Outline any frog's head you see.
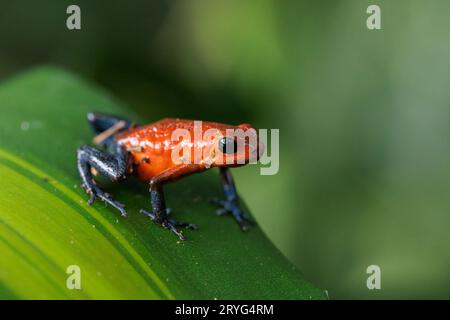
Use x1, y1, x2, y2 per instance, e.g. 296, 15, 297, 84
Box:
210, 123, 264, 168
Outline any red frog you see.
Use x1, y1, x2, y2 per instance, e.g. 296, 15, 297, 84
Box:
77, 112, 262, 240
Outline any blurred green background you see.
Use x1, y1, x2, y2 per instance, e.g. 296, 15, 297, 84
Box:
0, 0, 449, 299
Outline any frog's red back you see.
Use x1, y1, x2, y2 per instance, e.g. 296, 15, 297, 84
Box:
115, 118, 246, 181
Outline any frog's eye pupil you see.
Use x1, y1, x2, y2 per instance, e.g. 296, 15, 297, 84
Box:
219, 137, 237, 154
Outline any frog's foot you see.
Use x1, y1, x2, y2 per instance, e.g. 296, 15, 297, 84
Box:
83, 183, 127, 217
140, 209, 197, 241
210, 198, 255, 232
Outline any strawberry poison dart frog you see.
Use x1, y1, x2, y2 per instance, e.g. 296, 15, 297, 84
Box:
77, 112, 263, 240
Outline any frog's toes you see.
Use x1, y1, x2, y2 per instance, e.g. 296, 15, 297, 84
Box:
140, 209, 197, 240
85, 185, 127, 217
170, 219, 198, 230
216, 207, 228, 216
210, 197, 255, 231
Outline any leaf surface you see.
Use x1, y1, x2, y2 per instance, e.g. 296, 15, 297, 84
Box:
0, 67, 326, 299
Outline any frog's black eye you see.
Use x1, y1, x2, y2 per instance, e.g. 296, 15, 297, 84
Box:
218, 137, 237, 154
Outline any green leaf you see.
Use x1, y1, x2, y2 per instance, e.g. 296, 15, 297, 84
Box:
0, 67, 326, 299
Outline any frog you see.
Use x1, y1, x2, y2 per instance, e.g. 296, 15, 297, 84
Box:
76, 112, 263, 240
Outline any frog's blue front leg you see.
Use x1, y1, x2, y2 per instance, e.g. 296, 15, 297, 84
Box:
140, 183, 197, 241
211, 167, 255, 231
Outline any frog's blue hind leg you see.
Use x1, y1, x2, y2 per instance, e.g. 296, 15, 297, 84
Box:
87, 112, 133, 134
77, 112, 132, 217
210, 167, 255, 231
87, 112, 134, 147
77, 143, 129, 217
